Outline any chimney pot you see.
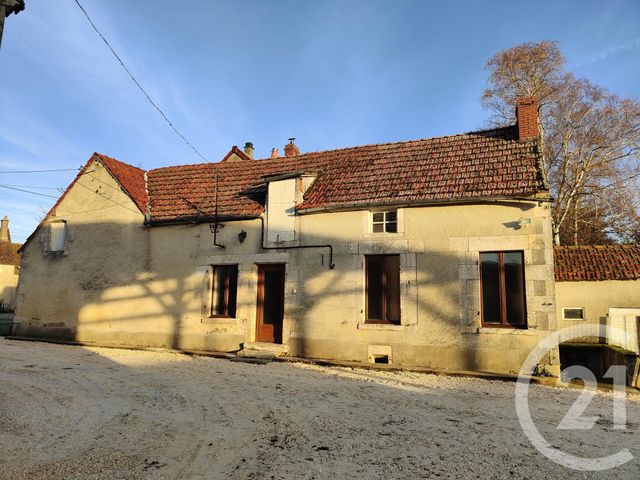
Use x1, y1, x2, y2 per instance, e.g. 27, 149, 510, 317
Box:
516, 97, 539, 141
284, 138, 301, 157
243, 142, 254, 159
270, 148, 279, 158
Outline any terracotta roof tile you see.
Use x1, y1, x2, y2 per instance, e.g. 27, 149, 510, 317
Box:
0, 242, 21, 267
554, 245, 640, 281
146, 125, 546, 222
95, 153, 148, 212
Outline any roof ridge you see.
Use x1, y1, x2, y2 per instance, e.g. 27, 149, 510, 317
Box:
147, 125, 520, 171
94, 152, 147, 173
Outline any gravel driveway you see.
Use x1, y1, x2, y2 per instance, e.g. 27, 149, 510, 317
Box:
0, 339, 638, 479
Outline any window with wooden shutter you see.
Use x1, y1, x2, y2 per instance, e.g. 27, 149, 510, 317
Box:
266, 179, 296, 243
365, 255, 400, 324
46, 221, 67, 255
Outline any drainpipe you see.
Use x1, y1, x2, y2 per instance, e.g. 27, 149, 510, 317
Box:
212, 171, 225, 249
258, 217, 335, 269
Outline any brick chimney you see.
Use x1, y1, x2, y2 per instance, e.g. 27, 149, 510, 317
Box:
270, 148, 279, 158
0, 216, 10, 243
284, 138, 300, 157
516, 97, 539, 140
244, 142, 254, 159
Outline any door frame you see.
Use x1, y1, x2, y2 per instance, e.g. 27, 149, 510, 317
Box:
255, 263, 286, 344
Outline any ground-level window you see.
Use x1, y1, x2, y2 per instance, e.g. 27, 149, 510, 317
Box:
480, 251, 527, 328
366, 255, 400, 324
371, 210, 397, 233
562, 307, 584, 321
211, 265, 238, 318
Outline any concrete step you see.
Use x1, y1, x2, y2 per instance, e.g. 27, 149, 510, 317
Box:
236, 349, 278, 360
238, 342, 287, 359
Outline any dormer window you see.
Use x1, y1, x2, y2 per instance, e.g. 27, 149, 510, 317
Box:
371, 210, 397, 233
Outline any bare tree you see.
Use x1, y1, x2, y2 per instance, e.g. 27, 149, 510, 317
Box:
482, 41, 640, 245
0, 0, 25, 49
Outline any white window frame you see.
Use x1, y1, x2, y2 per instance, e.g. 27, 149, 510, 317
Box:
562, 307, 585, 321
370, 209, 398, 234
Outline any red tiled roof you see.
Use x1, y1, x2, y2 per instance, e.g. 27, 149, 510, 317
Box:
0, 242, 21, 267
95, 153, 148, 213
554, 245, 640, 281
147, 126, 546, 222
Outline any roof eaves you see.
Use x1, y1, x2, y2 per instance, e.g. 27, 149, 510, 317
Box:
297, 194, 549, 215
147, 214, 261, 227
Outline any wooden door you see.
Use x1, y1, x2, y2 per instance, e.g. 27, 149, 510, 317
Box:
256, 264, 285, 344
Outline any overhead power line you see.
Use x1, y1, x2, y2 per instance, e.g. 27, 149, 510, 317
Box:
0, 168, 80, 174
0, 184, 63, 190
73, 0, 210, 164
74, 180, 141, 215
0, 184, 59, 198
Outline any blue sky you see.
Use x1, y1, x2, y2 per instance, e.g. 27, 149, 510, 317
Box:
1, 0, 639, 242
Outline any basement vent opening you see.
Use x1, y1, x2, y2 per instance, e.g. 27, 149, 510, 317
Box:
372, 355, 389, 365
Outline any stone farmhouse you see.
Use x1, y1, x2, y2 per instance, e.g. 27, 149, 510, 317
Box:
14, 97, 562, 375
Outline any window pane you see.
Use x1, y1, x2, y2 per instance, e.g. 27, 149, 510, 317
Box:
386, 211, 397, 222
384, 255, 401, 324
504, 252, 526, 325
212, 267, 227, 316
372, 223, 384, 233
372, 212, 384, 222
366, 256, 383, 321
480, 253, 501, 324
211, 266, 238, 317
227, 267, 238, 317
385, 222, 397, 233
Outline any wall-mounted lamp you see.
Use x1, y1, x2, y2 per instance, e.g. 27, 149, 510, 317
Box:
518, 217, 532, 229
238, 230, 247, 243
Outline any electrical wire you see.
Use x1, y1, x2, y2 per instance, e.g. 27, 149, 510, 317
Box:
74, 180, 142, 215
82, 171, 132, 195
0, 181, 141, 215
73, 0, 211, 164
0, 168, 80, 174
0, 185, 59, 198
0, 184, 63, 190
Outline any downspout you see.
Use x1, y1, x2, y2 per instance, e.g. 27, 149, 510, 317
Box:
213, 170, 225, 249
258, 217, 335, 269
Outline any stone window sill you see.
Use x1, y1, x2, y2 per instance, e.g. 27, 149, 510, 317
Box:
461, 327, 535, 336
357, 323, 405, 331
202, 317, 237, 325
363, 232, 405, 240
